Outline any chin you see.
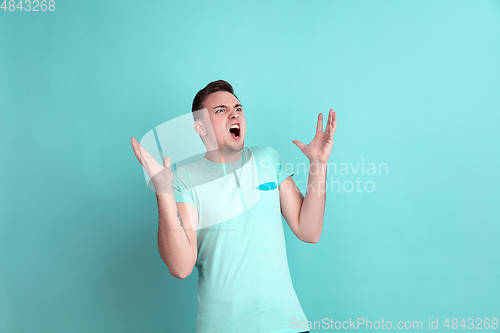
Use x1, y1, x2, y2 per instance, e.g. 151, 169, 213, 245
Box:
221, 143, 244, 153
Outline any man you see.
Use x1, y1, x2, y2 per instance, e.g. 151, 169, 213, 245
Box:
131, 80, 337, 333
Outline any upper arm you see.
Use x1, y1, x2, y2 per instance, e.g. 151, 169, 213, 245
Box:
176, 202, 199, 267
279, 175, 305, 239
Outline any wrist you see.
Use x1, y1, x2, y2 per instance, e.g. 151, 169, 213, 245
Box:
308, 159, 328, 175
309, 158, 328, 168
155, 185, 174, 197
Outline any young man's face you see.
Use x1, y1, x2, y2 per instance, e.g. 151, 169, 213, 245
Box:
202, 90, 246, 152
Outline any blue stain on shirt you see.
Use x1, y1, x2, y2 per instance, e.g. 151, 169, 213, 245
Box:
256, 181, 278, 191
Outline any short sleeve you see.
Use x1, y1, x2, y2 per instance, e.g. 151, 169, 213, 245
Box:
171, 167, 196, 207
266, 147, 294, 187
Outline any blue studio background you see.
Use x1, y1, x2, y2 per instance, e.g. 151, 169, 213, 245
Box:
1, 1, 499, 332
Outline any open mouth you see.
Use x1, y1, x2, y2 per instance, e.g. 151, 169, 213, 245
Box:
229, 123, 241, 139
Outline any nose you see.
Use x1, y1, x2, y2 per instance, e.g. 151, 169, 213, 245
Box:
228, 107, 239, 119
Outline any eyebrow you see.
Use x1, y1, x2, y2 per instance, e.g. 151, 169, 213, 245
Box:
212, 103, 243, 110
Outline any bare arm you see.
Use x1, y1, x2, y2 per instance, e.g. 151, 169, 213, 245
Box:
280, 109, 337, 243
130, 137, 198, 279
156, 195, 198, 279
279, 161, 327, 243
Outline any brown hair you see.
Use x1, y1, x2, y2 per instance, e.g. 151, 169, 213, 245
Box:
192, 80, 238, 113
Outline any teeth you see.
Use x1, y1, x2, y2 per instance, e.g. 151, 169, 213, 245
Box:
230, 124, 239, 129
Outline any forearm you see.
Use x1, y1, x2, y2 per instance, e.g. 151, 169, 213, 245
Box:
156, 191, 195, 278
297, 159, 327, 243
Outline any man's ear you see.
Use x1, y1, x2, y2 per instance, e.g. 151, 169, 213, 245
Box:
194, 120, 207, 136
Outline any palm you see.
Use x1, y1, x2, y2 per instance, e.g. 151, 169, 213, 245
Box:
292, 109, 337, 163
130, 137, 174, 193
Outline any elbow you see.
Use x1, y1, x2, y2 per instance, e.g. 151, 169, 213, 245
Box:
159, 250, 196, 280
169, 266, 193, 280
167, 258, 196, 279
160, 257, 192, 279
305, 237, 319, 244
171, 272, 188, 280
302, 233, 321, 244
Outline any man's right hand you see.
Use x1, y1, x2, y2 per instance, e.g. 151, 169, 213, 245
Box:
131, 137, 173, 193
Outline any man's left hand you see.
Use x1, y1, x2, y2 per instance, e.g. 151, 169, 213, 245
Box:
292, 109, 337, 163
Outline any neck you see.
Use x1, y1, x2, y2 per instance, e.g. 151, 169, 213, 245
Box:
204, 147, 242, 164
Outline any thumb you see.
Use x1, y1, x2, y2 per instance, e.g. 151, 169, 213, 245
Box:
292, 140, 306, 151
163, 156, 171, 168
